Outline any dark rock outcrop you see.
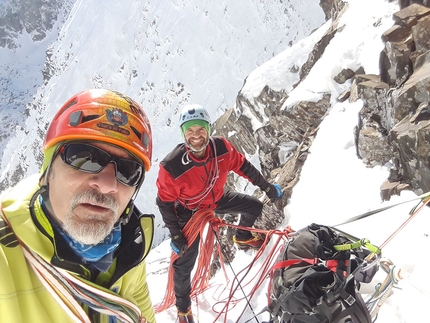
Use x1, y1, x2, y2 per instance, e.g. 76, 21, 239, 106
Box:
353, 3, 430, 199
0, 0, 74, 49
210, 1, 430, 265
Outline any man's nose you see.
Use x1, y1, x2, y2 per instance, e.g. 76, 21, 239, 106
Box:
88, 162, 118, 193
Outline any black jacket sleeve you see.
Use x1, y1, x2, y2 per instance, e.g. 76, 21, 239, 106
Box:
156, 195, 181, 235
239, 159, 271, 191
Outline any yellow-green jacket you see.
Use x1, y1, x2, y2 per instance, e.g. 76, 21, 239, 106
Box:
0, 174, 156, 323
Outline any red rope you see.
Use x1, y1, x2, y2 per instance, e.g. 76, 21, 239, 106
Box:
210, 226, 295, 323
154, 209, 219, 313
154, 209, 296, 323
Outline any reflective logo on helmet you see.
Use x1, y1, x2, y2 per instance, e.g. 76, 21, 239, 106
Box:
97, 122, 130, 136
106, 108, 128, 126
188, 108, 206, 120
182, 108, 206, 120
98, 108, 131, 136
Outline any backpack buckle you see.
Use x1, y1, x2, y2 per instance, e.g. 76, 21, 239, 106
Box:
344, 294, 356, 306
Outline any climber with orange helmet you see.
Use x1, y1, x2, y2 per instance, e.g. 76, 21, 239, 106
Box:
156, 104, 283, 322
0, 89, 156, 323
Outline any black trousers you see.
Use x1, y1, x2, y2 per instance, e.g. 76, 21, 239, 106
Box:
173, 191, 263, 312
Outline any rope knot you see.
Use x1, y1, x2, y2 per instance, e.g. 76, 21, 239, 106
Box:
209, 216, 225, 229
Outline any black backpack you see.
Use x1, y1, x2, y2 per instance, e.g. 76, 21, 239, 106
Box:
266, 223, 379, 323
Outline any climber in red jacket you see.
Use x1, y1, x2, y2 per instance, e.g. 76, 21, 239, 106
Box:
156, 104, 282, 323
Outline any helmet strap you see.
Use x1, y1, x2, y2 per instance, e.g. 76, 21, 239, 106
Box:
40, 144, 63, 187
116, 176, 144, 226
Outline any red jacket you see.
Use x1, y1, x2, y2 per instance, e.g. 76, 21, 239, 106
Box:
156, 136, 270, 233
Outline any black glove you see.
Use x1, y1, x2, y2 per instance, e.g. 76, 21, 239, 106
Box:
265, 183, 283, 200
170, 231, 188, 257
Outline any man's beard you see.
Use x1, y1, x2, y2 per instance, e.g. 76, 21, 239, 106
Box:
63, 190, 120, 245
186, 136, 209, 153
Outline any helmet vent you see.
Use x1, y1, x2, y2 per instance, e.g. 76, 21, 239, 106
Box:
69, 111, 100, 126
142, 132, 150, 148
130, 125, 150, 148
82, 115, 100, 123
69, 111, 82, 126
130, 125, 142, 140
61, 99, 78, 114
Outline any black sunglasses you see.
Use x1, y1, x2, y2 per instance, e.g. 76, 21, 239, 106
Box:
60, 143, 145, 187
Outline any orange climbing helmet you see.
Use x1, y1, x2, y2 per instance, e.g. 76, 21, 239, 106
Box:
43, 89, 152, 172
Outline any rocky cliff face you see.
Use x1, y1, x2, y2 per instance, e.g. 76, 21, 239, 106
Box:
354, 2, 430, 199
2, 0, 427, 253
0, 0, 72, 48
0, 0, 75, 193
211, 0, 430, 254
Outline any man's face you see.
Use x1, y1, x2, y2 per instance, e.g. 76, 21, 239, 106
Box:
184, 125, 209, 153
48, 142, 136, 245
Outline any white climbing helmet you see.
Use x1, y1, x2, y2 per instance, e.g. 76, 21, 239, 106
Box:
178, 104, 211, 126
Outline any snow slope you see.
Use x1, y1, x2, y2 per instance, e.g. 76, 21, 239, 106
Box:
146, 1, 430, 322
2, 0, 429, 322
